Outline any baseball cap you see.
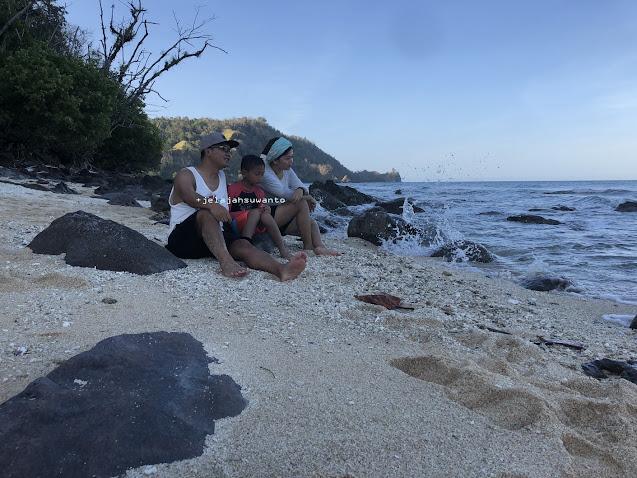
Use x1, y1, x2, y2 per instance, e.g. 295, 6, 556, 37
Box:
199, 132, 239, 152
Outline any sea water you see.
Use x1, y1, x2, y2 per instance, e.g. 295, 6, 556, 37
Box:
316, 180, 637, 305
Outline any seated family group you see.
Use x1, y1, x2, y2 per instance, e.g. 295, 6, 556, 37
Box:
166, 132, 340, 281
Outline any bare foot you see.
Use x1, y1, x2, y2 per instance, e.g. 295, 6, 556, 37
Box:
280, 250, 295, 261
279, 252, 307, 281
220, 260, 251, 278
314, 246, 341, 256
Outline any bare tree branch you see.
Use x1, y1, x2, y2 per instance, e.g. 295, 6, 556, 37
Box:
0, 0, 36, 39
96, 0, 223, 130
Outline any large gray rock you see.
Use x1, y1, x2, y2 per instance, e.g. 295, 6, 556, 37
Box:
310, 180, 375, 206
107, 192, 142, 207
431, 240, 494, 263
347, 207, 418, 246
375, 198, 425, 215
616, 201, 637, 212
28, 210, 186, 275
0, 332, 247, 478
518, 274, 575, 292
317, 193, 347, 211
507, 215, 561, 225
581, 359, 637, 384
150, 186, 173, 213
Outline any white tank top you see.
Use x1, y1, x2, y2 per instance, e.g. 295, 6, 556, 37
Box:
168, 167, 229, 233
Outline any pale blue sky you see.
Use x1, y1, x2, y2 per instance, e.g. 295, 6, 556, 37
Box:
65, 0, 637, 181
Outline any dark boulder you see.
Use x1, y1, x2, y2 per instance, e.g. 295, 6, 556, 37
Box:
615, 201, 637, 212
142, 174, 170, 192
394, 189, 402, 195
108, 193, 142, 207
309, 180, 375, 206
507, 215, 561, 225
317, 193, 347, 211
518, 274, 575, 292
375, 198, 425, 215
631, 315, 637, 330
150, 186, 172, 213
28, 210, 187, 275
581, 359, 637, 384
331, 206, 355, 217
0, 166, 29, 180
69, 167, 108, 187
22, 183, 50, 191
552, 205, 576, 211
0, 332, 246, 478
252, 233, 276, 254
51, 182, 78, 194
431, 240, 494, 263
347, 207, 418, 246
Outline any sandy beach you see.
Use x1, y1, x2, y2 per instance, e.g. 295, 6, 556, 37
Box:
1, 181, 636, 478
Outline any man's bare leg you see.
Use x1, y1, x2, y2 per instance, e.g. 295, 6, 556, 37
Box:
229, 240, 306, 281
195, 210, 250, 278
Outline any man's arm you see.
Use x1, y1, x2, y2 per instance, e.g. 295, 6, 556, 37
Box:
173, 169, 231, 223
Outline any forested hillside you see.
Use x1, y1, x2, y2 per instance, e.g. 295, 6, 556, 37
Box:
151, 117, 401, 183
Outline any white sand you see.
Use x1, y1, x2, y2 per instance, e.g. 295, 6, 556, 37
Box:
1, 181, 636, 478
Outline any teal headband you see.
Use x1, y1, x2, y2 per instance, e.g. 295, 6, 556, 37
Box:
261, 138, 292, 164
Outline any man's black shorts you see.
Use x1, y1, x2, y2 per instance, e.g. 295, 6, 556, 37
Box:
166, 210, 251, 259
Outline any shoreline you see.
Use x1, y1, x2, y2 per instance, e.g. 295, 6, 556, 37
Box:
1, 181, 637, 477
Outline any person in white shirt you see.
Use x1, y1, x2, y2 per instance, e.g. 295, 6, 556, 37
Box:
166, 132, 307, 280
259, 137, 340, 256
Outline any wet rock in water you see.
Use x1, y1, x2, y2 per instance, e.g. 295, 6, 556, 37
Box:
394, 189, 402, 195
375, 198, 425, 214
581, 359, 637, 385
552, 205, 576, 211
347, 207, 418, 246
0, 332, 247, 478
518, 274, 574, 292
615, 201, 637, 212
317, 193, 347, 211
50, 181, 78, 194
507, 214, 561, 225
108, 193, 142, 207
431, 241, 494, 263
630, 315, 637, 330
309, 180, 375, 206
28, 210, 187, 275
331, 206, 355, 217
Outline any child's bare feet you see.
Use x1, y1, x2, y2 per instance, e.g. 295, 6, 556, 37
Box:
279, 252, 307, 281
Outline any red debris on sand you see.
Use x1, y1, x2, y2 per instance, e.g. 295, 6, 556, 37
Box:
354, 292, 413, 310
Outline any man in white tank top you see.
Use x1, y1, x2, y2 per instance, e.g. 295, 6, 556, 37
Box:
166, 132, 307, 281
